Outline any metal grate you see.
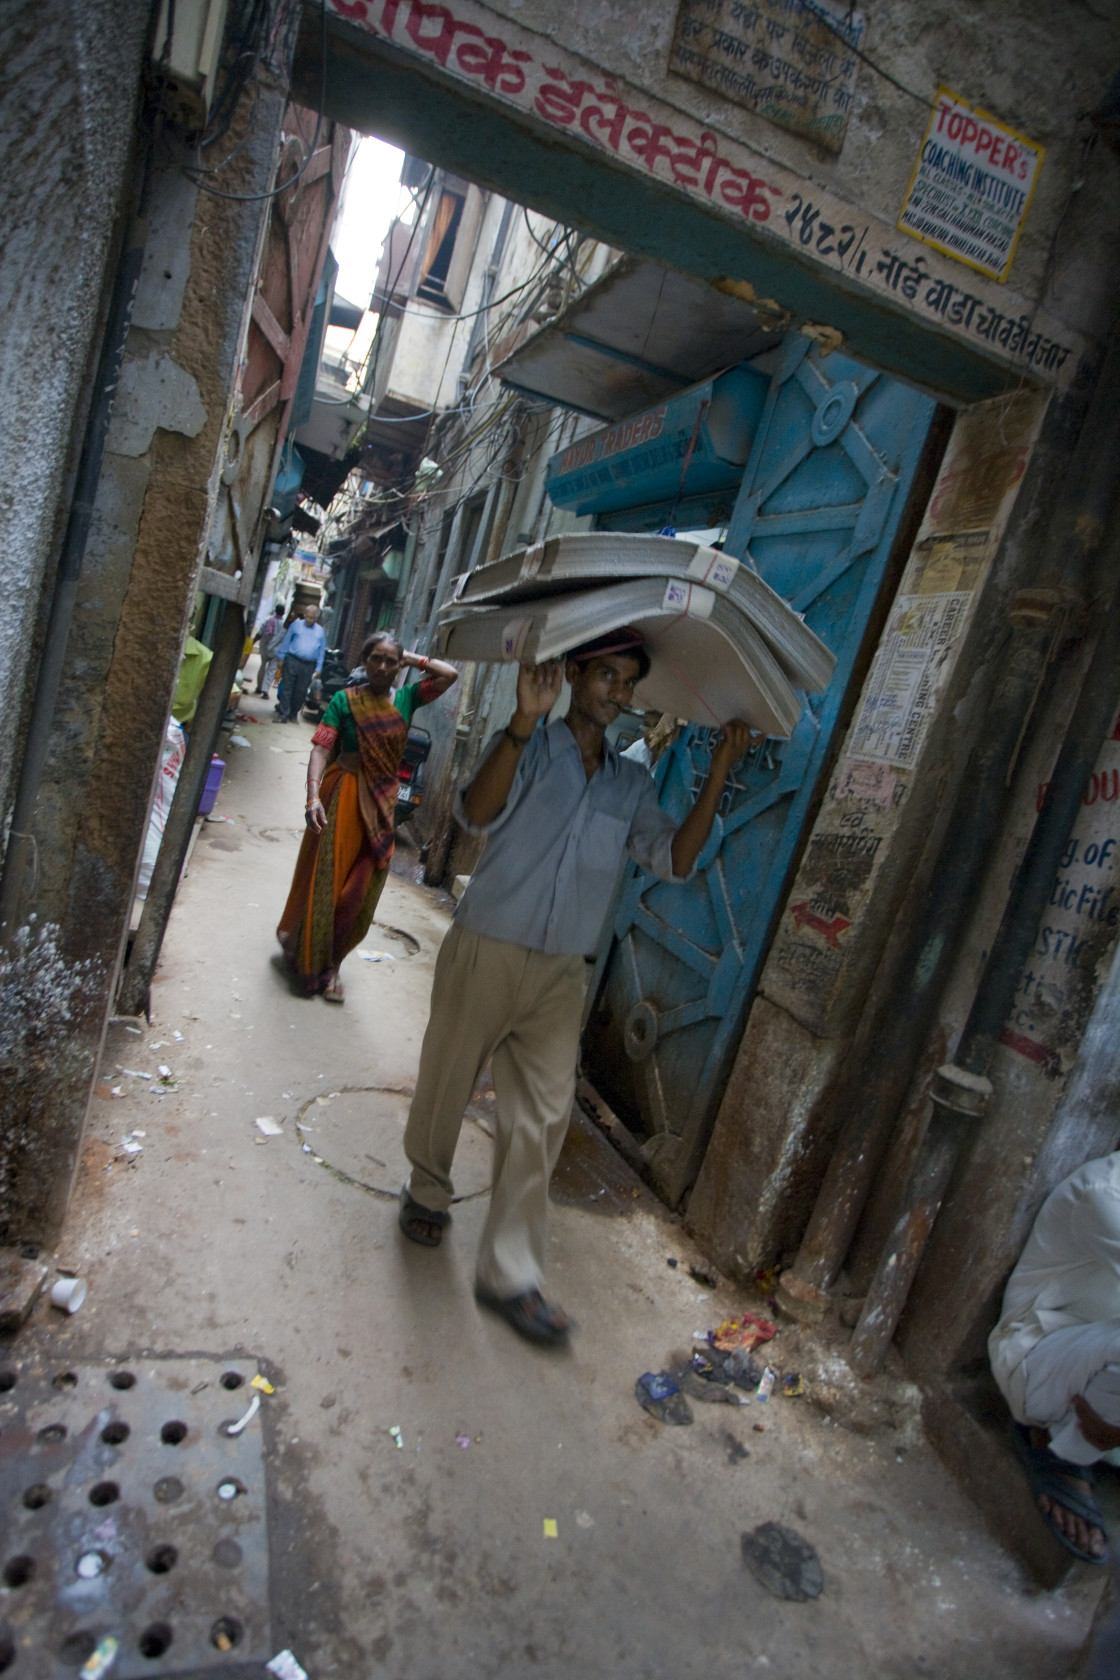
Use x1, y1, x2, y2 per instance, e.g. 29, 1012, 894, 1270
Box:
0, 1355, 271, 1676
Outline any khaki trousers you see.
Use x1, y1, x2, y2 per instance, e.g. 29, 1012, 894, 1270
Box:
403, 924, 588, 1298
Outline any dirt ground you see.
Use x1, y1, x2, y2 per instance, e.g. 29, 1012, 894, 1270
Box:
14, 686, 1110, 1678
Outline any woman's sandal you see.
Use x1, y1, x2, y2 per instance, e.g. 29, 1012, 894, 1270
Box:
474, 1287, 571, 1347
322, 978, 345, 1004
398, 1186, 450, 1247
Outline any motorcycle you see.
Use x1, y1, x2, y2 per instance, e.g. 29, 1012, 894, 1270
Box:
395, 725, 431, 827
300, 647, 350, 723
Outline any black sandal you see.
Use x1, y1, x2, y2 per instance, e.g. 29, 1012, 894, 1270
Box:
1012, 1423, 1110, 1565
474, 1287, 571, 1347
398, 1186, 450, 1248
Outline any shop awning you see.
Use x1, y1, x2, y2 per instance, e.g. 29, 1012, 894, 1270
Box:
544, 365, 768, 519
493, 256, 783, 421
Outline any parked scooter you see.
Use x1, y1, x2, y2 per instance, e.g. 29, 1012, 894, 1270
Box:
300, 647, 350, 723
396, 726, 431, 827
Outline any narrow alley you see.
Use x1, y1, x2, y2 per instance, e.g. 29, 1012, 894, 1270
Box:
7, 4, 1120, 1674
5, 690, 1103, 1678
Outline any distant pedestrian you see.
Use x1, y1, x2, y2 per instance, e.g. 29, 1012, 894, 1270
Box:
276, 632, 457, 1001
272, 603, 302, 716
253, 601, 286, 698
275, 604, 326, 722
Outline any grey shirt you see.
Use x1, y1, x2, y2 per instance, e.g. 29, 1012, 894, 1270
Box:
453, 719, 690, 957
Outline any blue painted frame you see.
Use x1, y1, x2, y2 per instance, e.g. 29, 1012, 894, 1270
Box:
584, 336, 937, 1203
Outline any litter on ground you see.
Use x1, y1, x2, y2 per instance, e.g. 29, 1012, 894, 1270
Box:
267, 1653, 309, 1680
741, 1522, 824, 1602
709, 1311, 778, 1354
635, 1371, 693, 1426
79, 1635, 119, 1679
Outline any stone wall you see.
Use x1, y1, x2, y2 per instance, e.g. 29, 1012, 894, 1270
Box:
0, 0, 152, 833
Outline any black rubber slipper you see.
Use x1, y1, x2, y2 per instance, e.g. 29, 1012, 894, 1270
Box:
398, 1186, 450, 1248
474, 1287, 571, 1347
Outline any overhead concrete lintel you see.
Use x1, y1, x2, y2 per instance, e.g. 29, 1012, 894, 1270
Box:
106, 352, 208, 457
295, 1, 1089, 408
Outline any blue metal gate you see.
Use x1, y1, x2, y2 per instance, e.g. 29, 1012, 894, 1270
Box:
584, 336, 937, 1204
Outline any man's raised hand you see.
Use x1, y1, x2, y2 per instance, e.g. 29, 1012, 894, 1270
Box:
516, 660, 564, 721
711, 718, 759, 770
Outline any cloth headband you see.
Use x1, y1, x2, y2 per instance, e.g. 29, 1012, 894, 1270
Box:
566, 628, 647, 664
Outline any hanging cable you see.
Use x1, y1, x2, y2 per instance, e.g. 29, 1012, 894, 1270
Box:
176, 0, 329, 203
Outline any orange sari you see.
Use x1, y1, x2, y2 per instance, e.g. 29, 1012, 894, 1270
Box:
277, 688, 408, 993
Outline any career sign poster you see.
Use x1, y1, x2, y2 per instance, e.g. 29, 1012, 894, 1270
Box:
898, 87, 1044, 283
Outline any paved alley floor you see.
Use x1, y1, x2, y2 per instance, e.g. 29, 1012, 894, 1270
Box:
15, 692, 1109, 1678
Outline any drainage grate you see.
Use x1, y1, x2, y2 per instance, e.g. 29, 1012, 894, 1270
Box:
0, 1355, 271, 1676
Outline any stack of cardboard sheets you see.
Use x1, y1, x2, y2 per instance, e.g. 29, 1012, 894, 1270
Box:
435, 533, 836, 737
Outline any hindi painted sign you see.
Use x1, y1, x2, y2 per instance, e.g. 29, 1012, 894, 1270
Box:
669, 0, 863, 154
898, 87, 1044, 283
327, 0, 1079, 382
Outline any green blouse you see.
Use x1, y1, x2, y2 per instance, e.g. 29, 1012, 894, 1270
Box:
318, 679, 430, 753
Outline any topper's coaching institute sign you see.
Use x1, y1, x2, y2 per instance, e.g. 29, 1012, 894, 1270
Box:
898, 88, 1044, 283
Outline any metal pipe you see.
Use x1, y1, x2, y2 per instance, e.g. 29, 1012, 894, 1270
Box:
117, 602, 246, 1018
848, 574, 1120, 1374
458, 198, 515, 397
847, 1066, 991, 1374
0, 219, 146, 939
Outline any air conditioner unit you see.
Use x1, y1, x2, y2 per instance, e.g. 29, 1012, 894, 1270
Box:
152, 0, 230, 129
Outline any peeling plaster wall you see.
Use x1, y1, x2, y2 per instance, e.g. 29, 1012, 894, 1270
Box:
0, 0, 152, 832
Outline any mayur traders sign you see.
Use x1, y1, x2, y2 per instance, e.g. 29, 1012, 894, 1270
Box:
898, 88, 1043, 283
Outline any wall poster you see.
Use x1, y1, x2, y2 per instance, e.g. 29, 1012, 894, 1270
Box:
898, 87, 1044, 283
669, 0, 864, 154
1002, 716, 1120, 1078
846, 531, 990, 770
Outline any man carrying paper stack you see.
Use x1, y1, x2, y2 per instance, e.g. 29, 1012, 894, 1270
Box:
399, 628, 753, 1346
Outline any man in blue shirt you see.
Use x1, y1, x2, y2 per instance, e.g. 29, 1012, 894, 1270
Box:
400, 628, 752, 1346
275, 603, 327, 722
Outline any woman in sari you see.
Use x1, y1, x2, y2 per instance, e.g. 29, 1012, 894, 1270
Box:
277, 631, 458, 1002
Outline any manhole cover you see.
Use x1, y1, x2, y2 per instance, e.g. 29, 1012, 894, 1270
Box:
0, 1356, 270, 1675
297, 1087, 491, 1200
370, 922, 420, 956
